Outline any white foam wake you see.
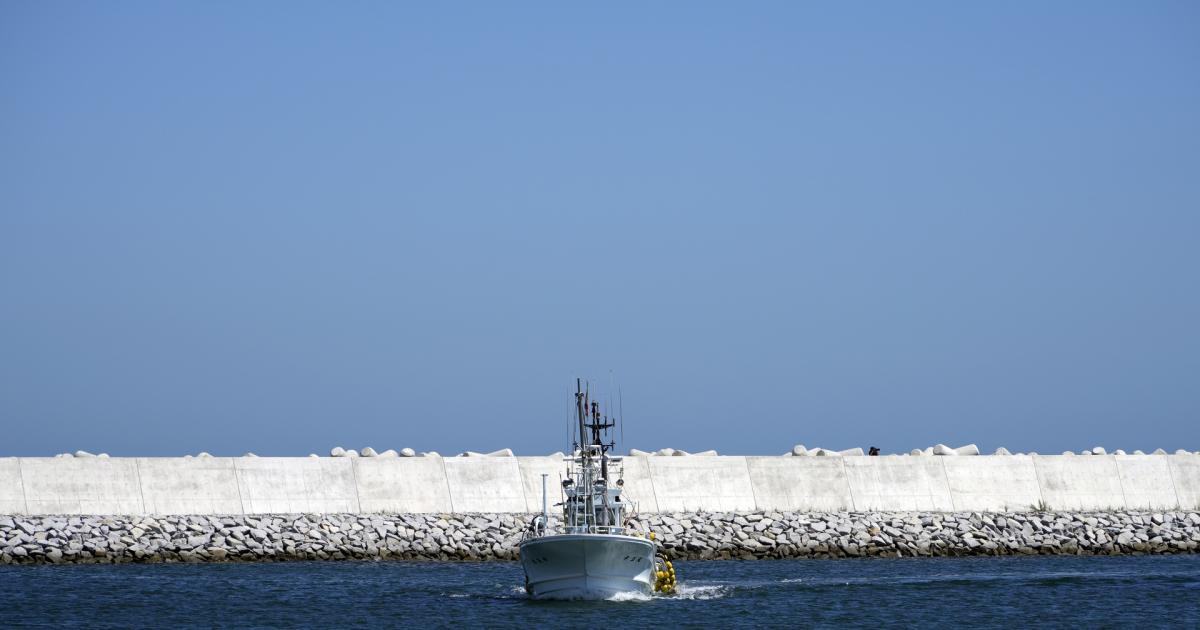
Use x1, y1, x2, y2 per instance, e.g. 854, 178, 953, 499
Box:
670, 583, 730, 600
605, 590, 653, 602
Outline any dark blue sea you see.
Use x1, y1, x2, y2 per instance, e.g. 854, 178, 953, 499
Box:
3, 556, 1198, 628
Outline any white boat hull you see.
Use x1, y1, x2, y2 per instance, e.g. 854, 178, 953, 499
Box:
520, 534, 657, 600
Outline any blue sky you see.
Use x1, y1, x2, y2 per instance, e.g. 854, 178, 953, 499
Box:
2, 2, 1197, 456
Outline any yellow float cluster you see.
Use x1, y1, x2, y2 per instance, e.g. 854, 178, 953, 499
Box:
653, 559, 677, 594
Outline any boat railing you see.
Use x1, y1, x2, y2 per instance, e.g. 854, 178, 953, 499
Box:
563, 525, 628, 536
522, 521, 635, 542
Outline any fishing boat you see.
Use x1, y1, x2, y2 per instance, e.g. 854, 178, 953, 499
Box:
520, 379, 677, 600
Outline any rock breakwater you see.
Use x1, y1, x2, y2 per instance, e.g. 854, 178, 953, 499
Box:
2, 510, 1198, 565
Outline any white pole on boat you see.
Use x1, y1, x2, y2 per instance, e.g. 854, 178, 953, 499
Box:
541, 473, 549, 534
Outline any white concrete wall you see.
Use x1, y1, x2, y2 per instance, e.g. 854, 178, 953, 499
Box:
845, 457, 952, 511
516, 456, 570, 514
234, 457, 359, 514
136, 457, 243, 515
612, 455, 659, 514
443, 457, 526, 513
0, 459, 28, 514
353, 457, 453, 514
18, 457, 143, 515
1169, 455, 1200, 509
943, 456, 1042, 512
1116, 455, 1179, 510
1, 454, 1196, 515
647, 457, 757, 512
747, 457, 854, 511
1034, 456, 1126, 510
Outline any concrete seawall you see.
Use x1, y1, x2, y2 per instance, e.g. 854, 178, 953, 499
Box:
2, 454, 1198, 516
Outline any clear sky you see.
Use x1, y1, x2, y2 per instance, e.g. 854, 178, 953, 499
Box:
2, 2, 1197, 457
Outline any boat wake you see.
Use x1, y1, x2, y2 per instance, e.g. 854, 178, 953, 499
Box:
604, 590, 654, 602
514, 582, 733, 602
667, 583, 731, 600
600, 583, 731, 602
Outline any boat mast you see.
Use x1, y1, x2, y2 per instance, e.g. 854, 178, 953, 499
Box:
572, 378, 619, 532
574, 379, 588, 529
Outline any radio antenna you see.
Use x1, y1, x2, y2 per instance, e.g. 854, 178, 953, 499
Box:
608, 369, 614, 432
619, 386, 625, 447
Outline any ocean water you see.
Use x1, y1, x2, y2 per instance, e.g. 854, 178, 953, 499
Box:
3, 556, 1198, 628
